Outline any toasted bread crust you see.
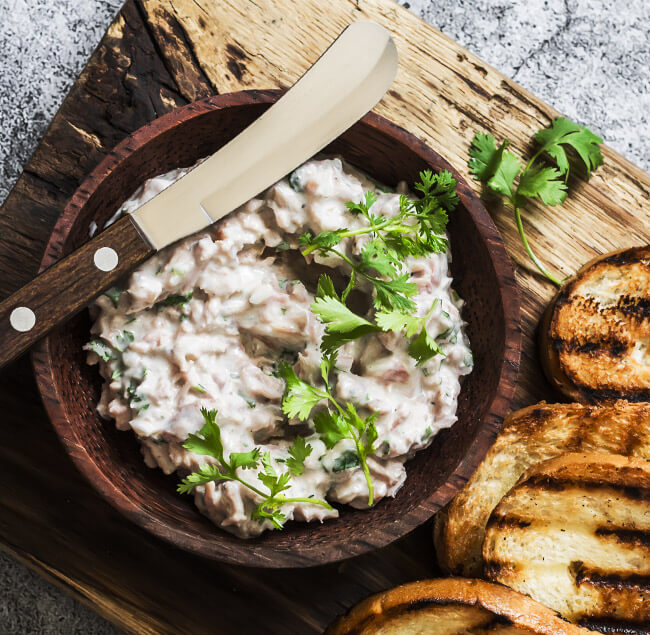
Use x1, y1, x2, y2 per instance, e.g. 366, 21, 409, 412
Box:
325, 578, 591, 634
483, 453, 650, 627
434, 401, 650, 577
540, 246, 650, 403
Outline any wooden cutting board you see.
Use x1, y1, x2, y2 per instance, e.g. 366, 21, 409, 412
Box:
0, 1, 648, 632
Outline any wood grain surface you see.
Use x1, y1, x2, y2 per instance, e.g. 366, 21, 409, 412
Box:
0, 0, 648, 632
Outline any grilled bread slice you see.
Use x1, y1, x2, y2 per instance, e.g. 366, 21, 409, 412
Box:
540, 246, 650, 403
434, 401, 650, 577
325, 578, 591, 634
483, 452, 650, 631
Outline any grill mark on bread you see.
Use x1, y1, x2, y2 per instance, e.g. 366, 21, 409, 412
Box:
522, 474, 650, 501
502, 405, 553, 435
557, 293, 650, 322
602, 249, 650, 268
554, 336, 630, 357
487, 513, 650, 549
614, 295, 650, 321
486, 514, 532, 531
571, 386, 650, 403
595, 527, 650, 549
572, 562, 650, 591
549, 361, 650, 400
579, 618, 650, 634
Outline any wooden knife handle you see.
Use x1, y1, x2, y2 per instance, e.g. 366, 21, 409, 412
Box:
0, 215, 155, 368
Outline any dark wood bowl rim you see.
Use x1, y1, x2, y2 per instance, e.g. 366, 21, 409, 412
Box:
33, 89, 521, 567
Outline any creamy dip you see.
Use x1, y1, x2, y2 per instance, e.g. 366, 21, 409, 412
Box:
86, 158, 473, 538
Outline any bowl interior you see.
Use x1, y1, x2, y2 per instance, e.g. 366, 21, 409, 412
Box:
34, 92, 519, 567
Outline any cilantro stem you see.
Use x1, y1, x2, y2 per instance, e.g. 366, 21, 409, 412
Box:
275, 496, 334, 509
312, 245, 389, 294
358, 452, 374, 506
301, 216, 411, 257
226, 473, 333, 511
323, 386, 375, 506
424, 297, 439, 321
228, 475, 269, 500
514, 206, 562, 286
523, 148, 544, 175
325, 247, 412, 309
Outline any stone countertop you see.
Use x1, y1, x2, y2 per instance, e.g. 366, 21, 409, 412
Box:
0, 0, 648, 632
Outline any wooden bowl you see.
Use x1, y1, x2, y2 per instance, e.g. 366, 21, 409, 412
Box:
33, 90, 520, 568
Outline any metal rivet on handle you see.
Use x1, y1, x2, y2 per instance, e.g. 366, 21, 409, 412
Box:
94, 246, 119, 272
10, 307, 36, 332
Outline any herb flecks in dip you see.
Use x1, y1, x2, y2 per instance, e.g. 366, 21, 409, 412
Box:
86, 158, 473, 538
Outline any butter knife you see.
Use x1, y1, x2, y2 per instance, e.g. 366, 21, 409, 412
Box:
0, 21, 398, 369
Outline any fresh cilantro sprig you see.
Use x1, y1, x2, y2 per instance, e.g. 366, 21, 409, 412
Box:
299, 170, 457, 312
279, 357, 378, 506
178, 408, 332, 530
468, 117, 603, 285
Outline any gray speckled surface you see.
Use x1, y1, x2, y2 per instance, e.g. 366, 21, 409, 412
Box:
0, 0, 648, 632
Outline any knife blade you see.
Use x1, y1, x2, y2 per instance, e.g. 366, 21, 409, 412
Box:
0, 21, 397, 369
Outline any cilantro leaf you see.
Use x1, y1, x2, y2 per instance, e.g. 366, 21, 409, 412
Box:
535, 117, 603, 178
286, 436, 312, 476
177, 463, 230, 494
375, 310, 423, 338
316, 273, 338, 299
360, 239, 401, 278
311, 295, 377, 333
320, 325, 381, 354
488, 151, 522, 199
277, 362, 326, 421
319, 352, 337, 385
183, 408, 226, 464
258, 453, 292, 497
312, 274, 381, 352
517, 165, 567, 206
229, 448, 261, 471
372, 274, 417, 312
251, 504, 286, 530
468, 132, 509, 182
341, 270, 356, 303
313, 410, 348, 449
408, 325, 446, 366
345, 191, 377, 220
299, 229, 345, 251
363, 412, 379, 451
415, 169, 459, 212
